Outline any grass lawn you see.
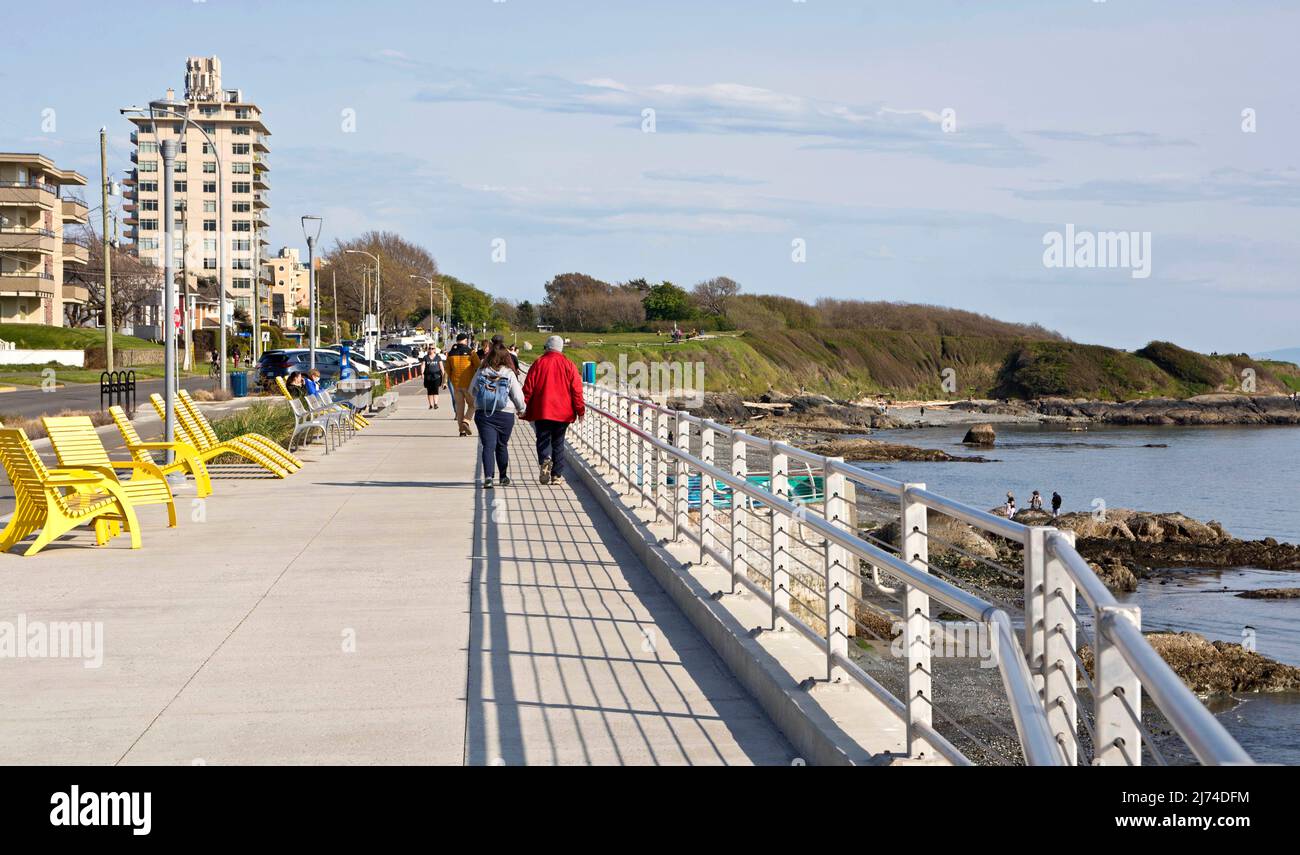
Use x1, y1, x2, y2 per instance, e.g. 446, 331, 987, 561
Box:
0, 363, 217, 387
0, 323, 161, 351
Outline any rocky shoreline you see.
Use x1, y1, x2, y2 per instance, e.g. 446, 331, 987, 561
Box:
859, 507, 1300, 697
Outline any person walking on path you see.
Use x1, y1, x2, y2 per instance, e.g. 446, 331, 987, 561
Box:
522, 335, 585, 486
423, 347, 445, 410
470, 347, 526, 489
445, 334, 480, 436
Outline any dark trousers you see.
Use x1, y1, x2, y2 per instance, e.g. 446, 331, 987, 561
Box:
533, 419, 570, 477
474, 410, 516, 479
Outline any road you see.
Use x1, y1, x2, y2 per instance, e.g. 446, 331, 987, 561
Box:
0, 374, 222, 418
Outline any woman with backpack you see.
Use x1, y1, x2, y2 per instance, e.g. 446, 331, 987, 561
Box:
470, 346, 526, 489
423, 347, 445, 410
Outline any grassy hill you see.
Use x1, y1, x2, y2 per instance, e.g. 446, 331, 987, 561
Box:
509, 330, 1300, 401
0, 324, 159, 351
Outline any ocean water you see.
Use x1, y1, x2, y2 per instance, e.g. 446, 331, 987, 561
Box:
863, 421, 1300, 762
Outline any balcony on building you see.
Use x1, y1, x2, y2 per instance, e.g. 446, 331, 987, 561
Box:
63, 241, 89, 266
61, 196, 89, 224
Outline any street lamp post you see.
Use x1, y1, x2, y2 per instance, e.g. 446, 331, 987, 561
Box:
120, 103, 181, 457
410, 273, 449, 349
301, 216, 322, 369
122, 99, 229, 391
344, 249, 380, 361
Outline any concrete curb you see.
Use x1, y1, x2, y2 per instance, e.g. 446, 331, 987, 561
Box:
569, 450, 885, 767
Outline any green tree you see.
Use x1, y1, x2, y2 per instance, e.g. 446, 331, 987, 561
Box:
642, 281, 694, 322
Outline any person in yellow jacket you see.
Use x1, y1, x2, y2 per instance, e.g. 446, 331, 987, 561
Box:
444, 333, 481, 436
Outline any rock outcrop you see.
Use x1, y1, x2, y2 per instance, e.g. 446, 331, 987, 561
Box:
962, 423, 997, 445
804, 437, 986, 462
1082, 632, 1300, 696
1054, 510, 1300, 573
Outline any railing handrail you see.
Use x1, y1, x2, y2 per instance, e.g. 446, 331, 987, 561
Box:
582, 381, 1252, 766
582, 388, 1064, 766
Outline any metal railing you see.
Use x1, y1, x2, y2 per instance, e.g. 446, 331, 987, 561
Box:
572, 382, 1252, 766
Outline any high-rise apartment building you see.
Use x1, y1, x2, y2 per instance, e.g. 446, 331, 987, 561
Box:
0, 153, 89, 326
122, 56, 270, 334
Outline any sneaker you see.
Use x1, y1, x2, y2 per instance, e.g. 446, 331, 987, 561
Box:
483, 478, 494, 489
499, 476, 511, 487
428, 404, 434, 410
539, 458, 552, 485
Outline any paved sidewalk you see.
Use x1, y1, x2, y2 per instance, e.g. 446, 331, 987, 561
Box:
0, 383, 791, 765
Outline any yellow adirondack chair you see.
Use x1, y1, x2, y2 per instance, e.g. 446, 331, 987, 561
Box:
0, 427, 142, 556
107, 405, 212, 498
177, 389, 302, 472
148, 393, 298, 478
42, 415, 178, 528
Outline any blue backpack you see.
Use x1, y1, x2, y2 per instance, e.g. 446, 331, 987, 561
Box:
472, 370, 512, 415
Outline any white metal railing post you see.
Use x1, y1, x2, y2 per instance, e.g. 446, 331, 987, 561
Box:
655, 407, 669, 519
698, 423, 715, 565
1043, 530, 1078, 764
1096, 605, 1143, 766
730, 434, 747, 595
770, 447, 790, 630
673, 413, 690, 542
824, 460, 850, 682
900, 483, 932, 756
617, 392, 630, 492
1024, 526, 1048, 695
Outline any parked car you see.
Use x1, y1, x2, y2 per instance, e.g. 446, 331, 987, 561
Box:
257, 348, 369, 390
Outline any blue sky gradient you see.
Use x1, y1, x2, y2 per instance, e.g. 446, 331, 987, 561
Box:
2, 0, 1295, 351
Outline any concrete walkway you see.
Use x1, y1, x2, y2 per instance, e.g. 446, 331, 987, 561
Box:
0, 382, 792, 765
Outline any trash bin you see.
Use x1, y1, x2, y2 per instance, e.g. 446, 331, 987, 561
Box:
230, 370, 249, 397
582, 361, 597, 384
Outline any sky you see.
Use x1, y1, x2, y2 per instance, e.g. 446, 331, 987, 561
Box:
2, 0, 1296, 353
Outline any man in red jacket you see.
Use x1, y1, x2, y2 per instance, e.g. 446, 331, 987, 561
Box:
522, 335, 585, 485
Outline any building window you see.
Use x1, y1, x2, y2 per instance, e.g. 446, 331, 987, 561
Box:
232, 239, 251, 251
232, 201, 251, 212
179, 141, 187, 154
174, 161, 187, 173
139, 181, 158, 193
204, 257, 217, 270
203, 219, 217, 232
141, 200, 158, 211
231, 220, 251, 232
174, 181, 187, 193
233, 278, 251, 289
232, 182, 251, 194
232, 126, 251, 136
231, 162, 251, 174
203, 200, 217, 213
232, 143, 250, 155
203, 161, 217, 174
140, 219, 158, 231
201, 123, 216, 134
140, 142, 159, 154
234, 109, 251, 119
232, 258, 252, 270
139, 238, 158, 251
203, 181, 217, 194
139, 161, 158, 173
204, 239, 217, 252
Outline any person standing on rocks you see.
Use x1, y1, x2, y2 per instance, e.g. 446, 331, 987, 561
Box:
1051, 491, 1062, 518
1030, 490, 1043, 511
1005, 492, 1017, 518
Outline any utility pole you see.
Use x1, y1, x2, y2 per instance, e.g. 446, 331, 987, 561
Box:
332, 268, 338, 347
99, 128, 114, 372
